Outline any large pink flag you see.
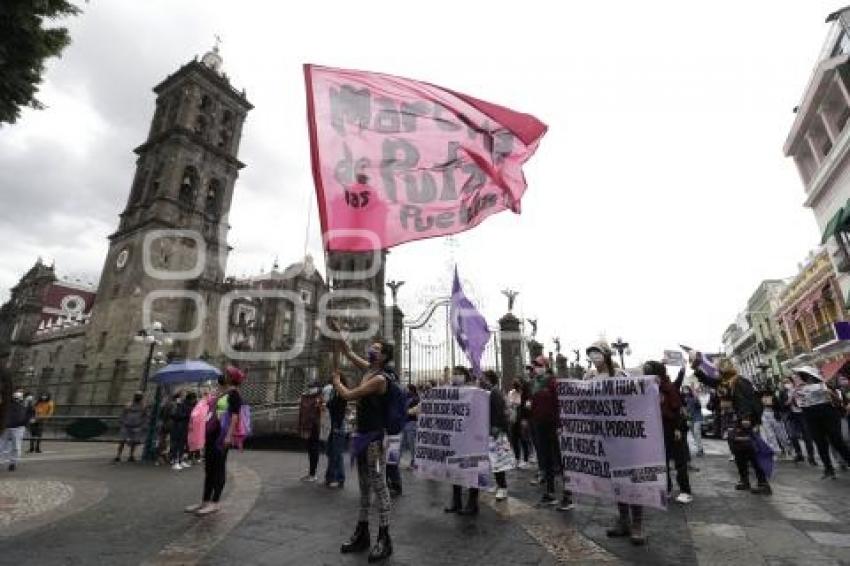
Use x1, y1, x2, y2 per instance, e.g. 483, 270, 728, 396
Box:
304, 64, 547, 251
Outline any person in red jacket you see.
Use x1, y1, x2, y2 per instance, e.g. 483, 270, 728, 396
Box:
529, 355, 559, 506
643, 361, 693, 504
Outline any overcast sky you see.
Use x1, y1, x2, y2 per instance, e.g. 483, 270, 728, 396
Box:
0, 1, 838, 364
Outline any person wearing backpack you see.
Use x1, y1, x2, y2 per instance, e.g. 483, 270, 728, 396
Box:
330, 330, 395, 563
185, 366, 245, 517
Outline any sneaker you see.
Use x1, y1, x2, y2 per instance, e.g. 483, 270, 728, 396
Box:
750, 483, 772, 495
113, 456, 121, 463
327, 481, 340, 488
495, 488, 508, 501
675, 493, 694, 504
734, 483, 751, 491
687, 464, 700, 472
195, 502, 220, 516
557, 498, 575, 511
696, 450, 705, 457
300, 475, 318, 483
528, 476, 542, 486
728, 456, 735, 462
172, 463, 182, 471
793, 455, 804, 463
8, 463, 16, 472
184, 503, 205, 513
486, 485, 497, 494
181, 461, 192, 469
821, 469, 837, 480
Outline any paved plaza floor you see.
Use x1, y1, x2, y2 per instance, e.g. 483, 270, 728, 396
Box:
1, 439, 849, 565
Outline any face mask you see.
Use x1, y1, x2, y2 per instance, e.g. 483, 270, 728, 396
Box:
588, 351, 605, 364
839, 379, 849, 388
533, 366, 545, 376
133, 395, 143, 403
367, 347, 381, 365
451, 374, 465, 386
217, 376, 226, 386
13, 392, 23, 401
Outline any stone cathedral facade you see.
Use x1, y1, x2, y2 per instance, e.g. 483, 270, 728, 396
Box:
0, 47, 396, 419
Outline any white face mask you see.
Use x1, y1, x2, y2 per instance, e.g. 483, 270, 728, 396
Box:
451, 374, 465, 386
13, 392, 23, 401
588, 351, 605, 364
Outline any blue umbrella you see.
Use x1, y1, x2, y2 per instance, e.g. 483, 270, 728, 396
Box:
152, 360, 222, 385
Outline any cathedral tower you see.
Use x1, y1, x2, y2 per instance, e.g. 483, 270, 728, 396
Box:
84, 45, 252, 399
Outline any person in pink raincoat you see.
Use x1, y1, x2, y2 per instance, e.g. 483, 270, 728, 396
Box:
188, 389, 209, 463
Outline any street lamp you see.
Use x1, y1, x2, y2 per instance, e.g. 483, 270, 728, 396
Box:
611, 337, 631, 370
134, 322, 173, 392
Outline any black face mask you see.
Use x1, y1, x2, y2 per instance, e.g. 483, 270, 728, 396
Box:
217, 376, 226, 386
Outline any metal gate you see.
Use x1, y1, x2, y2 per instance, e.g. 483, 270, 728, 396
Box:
401, 296, 500, 385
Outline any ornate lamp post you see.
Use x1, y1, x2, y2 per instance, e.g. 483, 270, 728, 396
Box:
133, 321, 172, 392
610, 337, 631, 370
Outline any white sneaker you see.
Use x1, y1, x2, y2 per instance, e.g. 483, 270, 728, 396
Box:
181, 461, 192, 468
675, 493, 694, 504
518, 462, 531, 470
195, 502, 220, 516
172, 463, 182, 471
184, 503, 205, 513
300, 475, 318, 483
495, 488, 508, 501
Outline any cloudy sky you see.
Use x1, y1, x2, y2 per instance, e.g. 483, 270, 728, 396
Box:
0, 1, 838, 364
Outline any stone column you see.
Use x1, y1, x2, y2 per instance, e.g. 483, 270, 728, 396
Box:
498, 313, 522, 393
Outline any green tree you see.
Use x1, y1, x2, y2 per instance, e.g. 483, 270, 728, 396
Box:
0, 0, 82, 126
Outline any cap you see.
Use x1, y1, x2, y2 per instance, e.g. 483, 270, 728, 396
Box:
586, 340, 612, 357
225, 365, 246, 385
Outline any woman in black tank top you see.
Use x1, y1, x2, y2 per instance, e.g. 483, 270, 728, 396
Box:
330, 323, 395, 563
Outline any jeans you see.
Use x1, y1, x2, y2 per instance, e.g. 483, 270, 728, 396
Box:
401, 421, 417, 465
690, 421, 703, 454
785, 412, 816, 461
665, 430, 691, 494
0, 427, 24, 465
803, 404, 850, 473
306, 425, 321, 476
203, 444, 229, 503
509, 420, 530, 463
325, 430, 346, 485
532, 421, 557, 495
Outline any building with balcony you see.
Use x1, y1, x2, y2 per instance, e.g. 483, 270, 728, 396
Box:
773, 248, 848, 372
746, 279, 786, 380
784, 8, 850, 315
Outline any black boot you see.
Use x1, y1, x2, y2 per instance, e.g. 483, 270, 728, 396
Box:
367, 526, 392, 563
340, 521, 370, 554
459, 489, 479, 516
444, 485, 463, 513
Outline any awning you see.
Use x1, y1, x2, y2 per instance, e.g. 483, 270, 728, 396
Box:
820, 356, 850, 380
821, 206, 846, 244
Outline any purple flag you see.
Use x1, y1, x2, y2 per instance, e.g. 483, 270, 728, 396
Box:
680, 345, 719, 379
835, 321, 850, 341
450, 267, 491, 377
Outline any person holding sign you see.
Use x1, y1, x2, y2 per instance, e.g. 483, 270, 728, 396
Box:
444, 366, 482, 516
586, 341, 647, 546
330, 329, 394, 563
791, 366, 850, 479
693, 356, 771, 494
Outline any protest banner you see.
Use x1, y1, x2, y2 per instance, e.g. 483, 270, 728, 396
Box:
663, 350, 684, 366
557, 376, 667, 509
304, 64, 547, 251
414, 386, 490, 488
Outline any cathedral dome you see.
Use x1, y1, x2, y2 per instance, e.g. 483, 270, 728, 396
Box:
201, 44, 223, 73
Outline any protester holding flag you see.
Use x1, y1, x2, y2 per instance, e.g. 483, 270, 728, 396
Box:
692, 356, 771, 494
586, 341, 646, 546
330, 329, 394, 563
791, 366, 850, 479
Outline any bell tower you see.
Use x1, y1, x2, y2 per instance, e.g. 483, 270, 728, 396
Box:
85, 44, 252, 395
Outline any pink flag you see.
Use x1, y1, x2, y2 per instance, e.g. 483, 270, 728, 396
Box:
304, 64, 547, 251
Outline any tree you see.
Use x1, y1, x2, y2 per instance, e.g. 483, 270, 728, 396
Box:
0, 0, 82, 126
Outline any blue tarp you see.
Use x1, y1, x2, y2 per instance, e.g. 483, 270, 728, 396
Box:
152, 360, 221, 385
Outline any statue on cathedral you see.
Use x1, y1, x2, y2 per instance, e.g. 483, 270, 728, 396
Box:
386, 280, 405, 306
526, 318, 538, 339
501, 289, 518, 312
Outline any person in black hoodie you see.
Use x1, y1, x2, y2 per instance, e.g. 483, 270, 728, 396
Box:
693, 356, 770, 494
1, 389, 30, 471
483, 370, 510, 501
169, 391, 191, 470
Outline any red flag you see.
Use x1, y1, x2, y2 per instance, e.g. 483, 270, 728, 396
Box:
304, 64, 547, 251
